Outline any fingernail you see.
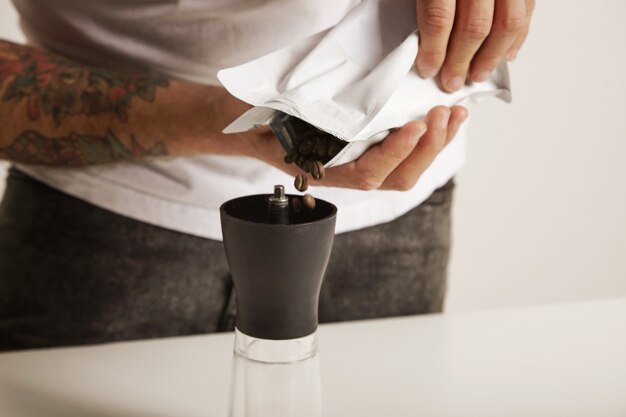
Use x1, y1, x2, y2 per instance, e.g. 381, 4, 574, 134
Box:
417, 64, 438, 78
445, 76, 464, 92
507, 49, 519, 61
453, 112, 468, 130
472, 70, 491, 83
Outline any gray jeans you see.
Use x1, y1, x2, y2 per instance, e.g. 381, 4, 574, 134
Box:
0, 167, 454, 351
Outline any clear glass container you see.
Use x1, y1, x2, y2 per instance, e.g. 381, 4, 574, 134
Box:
228, 328, 323, 417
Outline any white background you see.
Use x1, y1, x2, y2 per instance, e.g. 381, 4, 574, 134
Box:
1, 0, 624, 312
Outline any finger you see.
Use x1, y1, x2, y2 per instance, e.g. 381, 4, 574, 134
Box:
444, 105, 468, 145
440, 0, 495, 92
415, 0, 456, 78
507, 0, 535, 61
470, 0, 526, 82
322, 120, 427, 190
381, 106, 466, 190
381, 106, 451, 190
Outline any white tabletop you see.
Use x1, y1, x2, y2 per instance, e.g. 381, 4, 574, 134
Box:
1, 298, 625, 417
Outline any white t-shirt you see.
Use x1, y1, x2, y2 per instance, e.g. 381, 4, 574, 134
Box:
11, 0, 466, 240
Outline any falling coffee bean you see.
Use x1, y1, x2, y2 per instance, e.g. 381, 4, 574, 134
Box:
303, 193, 316, 210
294, 174, 308, 192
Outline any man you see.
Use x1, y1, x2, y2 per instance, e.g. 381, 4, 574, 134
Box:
0, 0, 533, 350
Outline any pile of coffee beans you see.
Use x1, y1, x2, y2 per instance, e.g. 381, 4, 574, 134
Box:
282, 118, 347, 214
282, 118, 346, 176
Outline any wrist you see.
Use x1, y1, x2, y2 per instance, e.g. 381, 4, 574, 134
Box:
203, 88, 260, 158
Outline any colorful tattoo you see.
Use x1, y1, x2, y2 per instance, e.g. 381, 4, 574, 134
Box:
0, 42, 169, 125
0, 129, 168, 166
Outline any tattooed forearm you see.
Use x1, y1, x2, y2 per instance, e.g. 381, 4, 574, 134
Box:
0, 129, 168, 166
0, 40, 242, 166
0, 42, 169, 125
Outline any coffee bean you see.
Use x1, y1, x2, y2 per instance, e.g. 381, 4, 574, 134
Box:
318, 161, 326, 179
300, 159, 312, 173
310, 161, 319, 180
294, 174, 308, 192
283, 147, 297, 164
299, 139, 315, 156
296, 155, 307, 168
314, 139, 328, 159
302, 193, 316, 210
310, 160, 325, 180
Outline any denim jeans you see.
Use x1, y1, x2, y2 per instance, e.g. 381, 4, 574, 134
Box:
0, 167, 454, 351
